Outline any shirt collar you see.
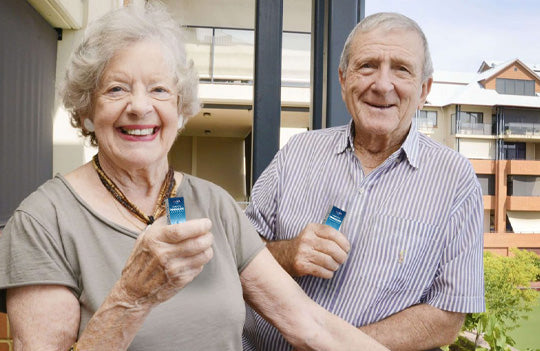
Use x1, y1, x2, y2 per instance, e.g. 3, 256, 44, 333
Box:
334, 120, 355, 154
336, 119, 420, 169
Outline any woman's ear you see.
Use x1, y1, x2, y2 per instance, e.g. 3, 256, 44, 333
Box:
83, 118, 95, 132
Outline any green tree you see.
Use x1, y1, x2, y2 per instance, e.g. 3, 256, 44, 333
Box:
451, 249, 540, 351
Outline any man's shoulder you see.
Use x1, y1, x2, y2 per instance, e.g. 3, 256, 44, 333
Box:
416, 133, 478, 185
417, 132, 471, 166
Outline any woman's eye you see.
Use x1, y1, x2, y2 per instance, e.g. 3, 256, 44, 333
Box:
151, 86, 173, 99
107, 86, 125, 94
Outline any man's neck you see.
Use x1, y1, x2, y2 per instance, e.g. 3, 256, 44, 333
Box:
352, 129, 408, 175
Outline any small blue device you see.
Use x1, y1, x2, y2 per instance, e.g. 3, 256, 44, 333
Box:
324, 206, 346, 230
166, 197, 186, 224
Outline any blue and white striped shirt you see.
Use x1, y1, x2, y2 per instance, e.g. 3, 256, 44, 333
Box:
243, 121, 485, 350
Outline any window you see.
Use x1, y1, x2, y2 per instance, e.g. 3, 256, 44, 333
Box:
452, 112, 487, 135
477, 174, 495, 195
183, 26, 311, 86
416, 110, 437, 128
459, 112, 483, 124
496, 78, 535, 96
503, 142, 526, 160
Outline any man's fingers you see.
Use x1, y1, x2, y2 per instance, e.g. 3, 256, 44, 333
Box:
295, 260, 336, 279
311, 238, 349, 265
310, 223, 351, 253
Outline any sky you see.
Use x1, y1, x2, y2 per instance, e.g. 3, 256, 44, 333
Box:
364, 0, 540, 73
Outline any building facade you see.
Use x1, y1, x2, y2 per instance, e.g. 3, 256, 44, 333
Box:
420, 59, 540, 255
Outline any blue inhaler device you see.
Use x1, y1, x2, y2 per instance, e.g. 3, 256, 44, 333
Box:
166, 197, 186, 224
324, 206, 346, 230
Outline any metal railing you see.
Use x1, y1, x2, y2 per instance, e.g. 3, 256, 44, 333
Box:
456, 122, 492, 135
504, 122, 540, 136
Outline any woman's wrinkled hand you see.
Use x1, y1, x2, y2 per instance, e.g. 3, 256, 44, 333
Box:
117, 217, 214, 307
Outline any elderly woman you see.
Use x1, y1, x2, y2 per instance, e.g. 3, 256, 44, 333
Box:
0, 4, 387, 351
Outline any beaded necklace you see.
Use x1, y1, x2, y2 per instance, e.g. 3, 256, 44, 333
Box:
92, 154, 176, 225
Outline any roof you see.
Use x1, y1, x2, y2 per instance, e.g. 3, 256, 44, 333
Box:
426, 59, 540, 108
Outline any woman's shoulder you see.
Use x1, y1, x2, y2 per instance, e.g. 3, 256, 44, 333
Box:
179, 173, 229, 198
17, 175, 73, 212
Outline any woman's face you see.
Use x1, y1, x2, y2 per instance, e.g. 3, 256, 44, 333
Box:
91, 40, 180, 169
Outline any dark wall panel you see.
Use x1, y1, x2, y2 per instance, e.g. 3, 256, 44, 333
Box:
0, 0, 57, 226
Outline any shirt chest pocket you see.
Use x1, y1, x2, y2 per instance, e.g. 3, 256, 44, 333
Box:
358, 214, 440, 293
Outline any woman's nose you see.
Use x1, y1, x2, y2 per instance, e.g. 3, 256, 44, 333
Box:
126, 90, 153, 117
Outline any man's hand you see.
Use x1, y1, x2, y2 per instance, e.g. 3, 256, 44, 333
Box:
266, 223, 350, 279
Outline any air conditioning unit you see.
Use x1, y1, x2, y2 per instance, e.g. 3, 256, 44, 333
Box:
26, 0, 83, 29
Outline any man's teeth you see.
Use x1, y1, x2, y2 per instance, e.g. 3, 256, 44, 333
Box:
123, 128, 155, 135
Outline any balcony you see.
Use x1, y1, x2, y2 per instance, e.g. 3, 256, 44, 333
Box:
184, 26, 310, 87
456, 122, 492, 136
416, 120, 434, 134
504, 122, 540, 138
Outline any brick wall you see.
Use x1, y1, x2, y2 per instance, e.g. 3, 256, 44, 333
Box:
0, 313, 11, 351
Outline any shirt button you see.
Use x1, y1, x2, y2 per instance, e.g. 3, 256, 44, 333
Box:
358, 188, 364, 195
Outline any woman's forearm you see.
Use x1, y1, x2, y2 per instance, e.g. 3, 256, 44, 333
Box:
76, 282, 153, 350
241, 249, 389, 351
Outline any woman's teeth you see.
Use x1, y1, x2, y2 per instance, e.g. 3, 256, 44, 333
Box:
121, 127, 155, 135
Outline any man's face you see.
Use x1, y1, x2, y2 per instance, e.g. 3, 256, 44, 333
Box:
339, 27, 432, 141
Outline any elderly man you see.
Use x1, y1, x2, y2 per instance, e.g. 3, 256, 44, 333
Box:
243, 12, 485, 351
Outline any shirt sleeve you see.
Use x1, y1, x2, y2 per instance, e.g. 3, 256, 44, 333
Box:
0, 210, 78, 312
424, 184, 485, 313
245, 152, 282, 241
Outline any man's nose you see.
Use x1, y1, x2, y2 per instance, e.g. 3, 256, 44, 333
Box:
371, 67, 394, 94
127, 89, 153, 117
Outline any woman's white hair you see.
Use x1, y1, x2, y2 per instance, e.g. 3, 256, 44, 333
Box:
61, 3, 200, 146
339, 12, 433, 81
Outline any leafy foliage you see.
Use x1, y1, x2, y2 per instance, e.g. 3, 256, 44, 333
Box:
452, 249, 540, 351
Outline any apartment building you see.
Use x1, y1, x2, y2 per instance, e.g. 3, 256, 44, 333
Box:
419, 59, 540, 255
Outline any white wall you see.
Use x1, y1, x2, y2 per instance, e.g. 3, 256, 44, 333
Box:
458, 139, 496, 159
162, 0, 311, 32
52, 0, 120, 175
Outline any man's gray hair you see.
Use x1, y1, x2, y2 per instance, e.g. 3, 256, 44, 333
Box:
61, 3, 199, 146
339, 12, 433, 81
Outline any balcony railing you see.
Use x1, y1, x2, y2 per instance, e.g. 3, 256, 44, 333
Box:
417, 121, 434, 134
183, 26, 310, 87
457, 122, 492, 135
504, 122, 540, 136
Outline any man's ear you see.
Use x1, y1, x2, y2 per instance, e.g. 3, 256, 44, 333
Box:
417, 77, 433, 109
338, 68, 347, 101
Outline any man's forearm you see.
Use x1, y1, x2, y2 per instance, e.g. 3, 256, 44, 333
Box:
359, 304, 465, 351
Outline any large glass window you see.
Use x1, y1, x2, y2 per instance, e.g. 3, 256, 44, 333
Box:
503, 142, 526, 160
452, 111, 489, 135
183, 27, 213, 79
416, 110, 437, 128
477, 174, 495, 196
183, 26, 311, 86
496, 78, 535, 96
213, 29, 254, 81
281, 32, 310, 86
